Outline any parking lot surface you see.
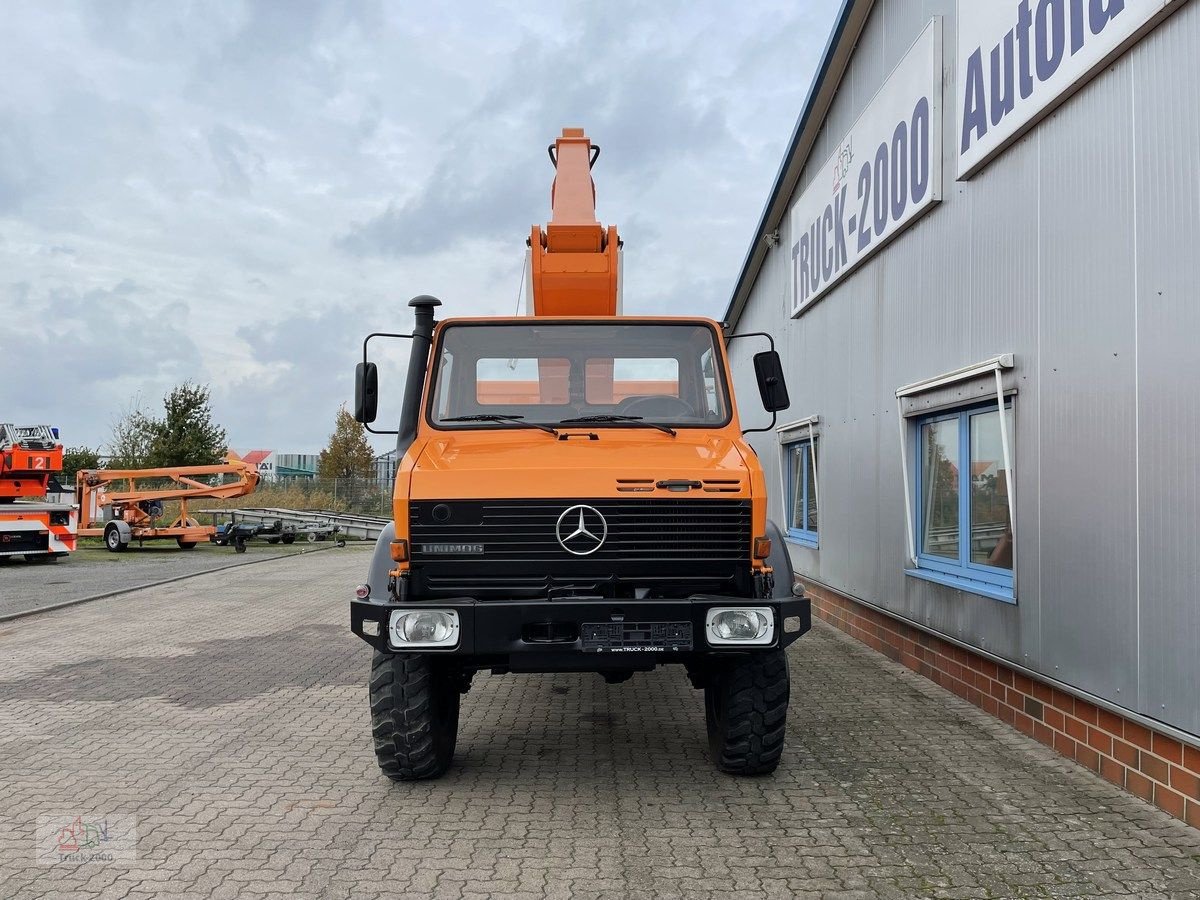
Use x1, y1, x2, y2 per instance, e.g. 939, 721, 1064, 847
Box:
0, 540, 348, 619
0, 551, 1197, 899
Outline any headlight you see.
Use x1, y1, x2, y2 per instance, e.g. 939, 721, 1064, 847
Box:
388, 609, 460, 648
705, 607, 775, 646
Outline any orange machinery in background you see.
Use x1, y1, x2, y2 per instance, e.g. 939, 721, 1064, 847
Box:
77, 453, 260, 552
0, 424, 77, 561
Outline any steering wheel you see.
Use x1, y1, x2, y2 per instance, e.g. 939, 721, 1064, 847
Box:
617, 395, 696, 419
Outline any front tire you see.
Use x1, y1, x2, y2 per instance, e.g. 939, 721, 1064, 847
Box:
704, 649, 790, 776
369, 651, 460, 781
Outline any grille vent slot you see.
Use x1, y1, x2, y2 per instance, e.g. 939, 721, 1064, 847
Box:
702, 479, 742, 493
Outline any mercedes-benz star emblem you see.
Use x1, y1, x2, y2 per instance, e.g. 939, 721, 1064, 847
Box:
556, 505, 608, 556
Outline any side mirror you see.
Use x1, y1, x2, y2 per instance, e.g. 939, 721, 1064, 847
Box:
355, 362, 379, 424
752, 350, 790, 412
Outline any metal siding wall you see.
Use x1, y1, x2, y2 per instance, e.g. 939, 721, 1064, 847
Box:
1037, 60, 1139, 704
729, 0, 1199, 733
964, 135, 1042, 666
1131, 2, 1200, 734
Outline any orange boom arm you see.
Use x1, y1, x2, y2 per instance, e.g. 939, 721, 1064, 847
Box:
528, 127, 621, 317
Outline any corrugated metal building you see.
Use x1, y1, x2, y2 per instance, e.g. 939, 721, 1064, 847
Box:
724, 0, 1199, 820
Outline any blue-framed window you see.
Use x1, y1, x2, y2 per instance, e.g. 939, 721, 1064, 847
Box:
784, 439, 818, 548
910, 402, 1013, 602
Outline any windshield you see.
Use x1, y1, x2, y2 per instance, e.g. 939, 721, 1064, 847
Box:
428, 322, 731, 429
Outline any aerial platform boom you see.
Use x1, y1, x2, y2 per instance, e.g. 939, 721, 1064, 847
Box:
529, 127, 621, 317
77, 453, 260, 551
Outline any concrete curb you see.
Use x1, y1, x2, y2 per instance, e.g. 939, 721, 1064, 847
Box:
0, 544, 347, 624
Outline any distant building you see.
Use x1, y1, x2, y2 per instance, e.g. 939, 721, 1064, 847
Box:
374, 450, 399, 482
237, 450, 319, 481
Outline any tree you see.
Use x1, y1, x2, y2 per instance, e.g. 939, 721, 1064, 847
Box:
61, 446, 102, 480
105, 384, 228, 469
106, 397, 155, 469
146, 382, 228, 468
319, 406, 376, 479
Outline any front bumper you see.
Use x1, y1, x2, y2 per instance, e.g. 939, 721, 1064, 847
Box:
350, 594, 812, 660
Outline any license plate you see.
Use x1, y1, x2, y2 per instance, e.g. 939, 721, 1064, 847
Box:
581, 622, 693, 653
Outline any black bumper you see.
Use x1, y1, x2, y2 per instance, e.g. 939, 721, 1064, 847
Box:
350, 594, 812, 661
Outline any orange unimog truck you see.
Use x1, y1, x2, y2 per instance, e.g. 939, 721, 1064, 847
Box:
350, 128, 810, 780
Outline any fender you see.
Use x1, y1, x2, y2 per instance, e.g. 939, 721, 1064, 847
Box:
362, 521, 397, 602
766, 519, 800, 600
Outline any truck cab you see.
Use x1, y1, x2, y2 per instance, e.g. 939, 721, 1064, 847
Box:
351, 301, 810, 780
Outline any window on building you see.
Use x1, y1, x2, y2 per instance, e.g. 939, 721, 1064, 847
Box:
785, 439, 818, 548
912, 402, 1013, 600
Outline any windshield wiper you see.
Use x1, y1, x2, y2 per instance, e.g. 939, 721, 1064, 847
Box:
442, 414, 558, 435
557, 414, 676, 436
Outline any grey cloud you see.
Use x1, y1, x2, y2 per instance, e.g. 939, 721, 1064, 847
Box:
225, 303, 381, 449
0, 0, 836, 453
0, 280, 206, 449
208, 125, 262, 193
334, 1, 741, 260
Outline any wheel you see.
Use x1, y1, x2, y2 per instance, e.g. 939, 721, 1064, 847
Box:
104, 523, 126, 553
369, 651, 460, 781
336, 539, 346, 548
266, 537, 280, 545
177, 539, 197, 550
234, 538, 247, 554
281, 534, 295, 545
306, 532, 317, 543
704, 649, 789, 776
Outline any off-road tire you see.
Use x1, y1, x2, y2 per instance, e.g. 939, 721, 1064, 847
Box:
370, 651, 459, 781
704, 649, 789, 775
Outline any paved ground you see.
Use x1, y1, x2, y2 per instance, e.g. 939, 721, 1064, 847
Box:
0, 539, 353, 618
0, 552, 1197, 899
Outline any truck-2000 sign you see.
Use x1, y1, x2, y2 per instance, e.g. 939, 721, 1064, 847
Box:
789, 17, 943, 316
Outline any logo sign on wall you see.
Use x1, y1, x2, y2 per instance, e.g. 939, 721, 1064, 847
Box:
789, 18, 943, 317
957, 0, 1183, 177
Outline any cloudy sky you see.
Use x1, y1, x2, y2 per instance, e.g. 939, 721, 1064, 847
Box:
0, 0, 835, 455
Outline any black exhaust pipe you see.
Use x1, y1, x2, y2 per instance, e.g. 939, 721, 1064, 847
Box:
396, 295, 441, 455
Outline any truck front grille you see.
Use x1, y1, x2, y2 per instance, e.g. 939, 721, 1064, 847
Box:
408, 498, 751, 599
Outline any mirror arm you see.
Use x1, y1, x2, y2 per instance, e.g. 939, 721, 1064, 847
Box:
361, 332, 415, 436
723, 330, 776, 352
742, 409, 778, 436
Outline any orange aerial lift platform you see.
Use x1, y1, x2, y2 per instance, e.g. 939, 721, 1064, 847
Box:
77, 454, 260, 552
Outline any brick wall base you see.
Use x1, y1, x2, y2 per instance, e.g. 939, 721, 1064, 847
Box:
803, 579, 1200, 830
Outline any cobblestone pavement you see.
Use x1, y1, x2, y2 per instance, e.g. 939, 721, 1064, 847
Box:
0, 552, 1197, 899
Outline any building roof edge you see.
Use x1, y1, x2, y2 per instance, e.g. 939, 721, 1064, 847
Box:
721, 0, 875, 331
